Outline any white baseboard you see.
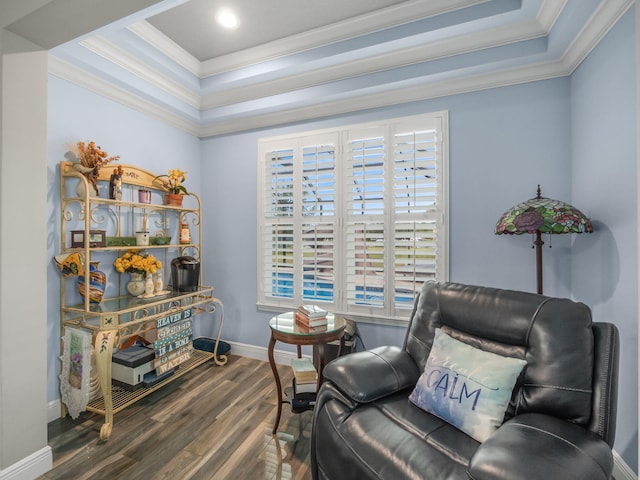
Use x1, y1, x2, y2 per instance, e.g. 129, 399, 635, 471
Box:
613, 450, 638, 480
0, 447, 52, 480
226, 340, 309, 365
47, 399, 62, 424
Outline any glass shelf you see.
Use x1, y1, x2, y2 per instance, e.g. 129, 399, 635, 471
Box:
62, 287, 214, 333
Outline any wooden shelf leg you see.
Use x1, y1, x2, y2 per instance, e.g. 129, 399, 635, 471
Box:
94, 330, 117, 441
211, 297, 228, 366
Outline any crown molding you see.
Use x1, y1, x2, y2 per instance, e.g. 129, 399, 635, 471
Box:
127, 20, 201, 77
49, 0, 631, 139
48, 55, 201, 137
130, 0, 493, 78
561, 0, 633, 74
80, 35, 200, 108
536, 0, 569, 31
200, 18, 546, 110
198, 59, 569, 137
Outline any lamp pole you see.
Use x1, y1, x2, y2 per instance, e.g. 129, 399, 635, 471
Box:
534, 231, 544, 295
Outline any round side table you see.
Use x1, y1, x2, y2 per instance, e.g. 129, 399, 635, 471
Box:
268, 311, 346, 434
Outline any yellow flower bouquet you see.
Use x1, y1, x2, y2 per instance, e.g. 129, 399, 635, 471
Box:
114, 250, 162, 275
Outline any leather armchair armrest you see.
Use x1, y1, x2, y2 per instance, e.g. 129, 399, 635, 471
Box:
468, 413, 614, 480
322, 345, 420, 403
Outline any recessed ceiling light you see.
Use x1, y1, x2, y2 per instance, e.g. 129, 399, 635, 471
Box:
216, 8, 239, 29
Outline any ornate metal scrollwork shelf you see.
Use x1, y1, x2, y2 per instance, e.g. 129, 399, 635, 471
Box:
59, 161, 226, 441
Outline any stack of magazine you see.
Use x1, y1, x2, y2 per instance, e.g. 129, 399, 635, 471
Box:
291, 357, 317, 411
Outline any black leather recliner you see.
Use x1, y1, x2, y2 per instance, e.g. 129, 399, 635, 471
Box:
311, 281, 619, 480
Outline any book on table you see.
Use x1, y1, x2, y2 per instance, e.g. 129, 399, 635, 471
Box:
293, 377, 317, 395
296, 305, 328, 320
294, 312, 328, 329
291, 357, 318, 384
294, 321, 328, 334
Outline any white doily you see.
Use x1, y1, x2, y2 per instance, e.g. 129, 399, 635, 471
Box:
60, 327, 93, 419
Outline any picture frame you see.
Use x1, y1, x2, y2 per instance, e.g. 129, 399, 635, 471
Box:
70, 230, 106, 248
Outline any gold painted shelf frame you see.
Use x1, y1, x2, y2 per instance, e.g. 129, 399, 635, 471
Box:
59, 161, 226, 441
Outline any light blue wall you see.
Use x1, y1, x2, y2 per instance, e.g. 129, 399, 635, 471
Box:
46, 75, 201, 403
200, 78, 573, 351
571, 7, 637, 469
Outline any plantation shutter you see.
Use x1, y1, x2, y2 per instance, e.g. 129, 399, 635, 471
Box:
257, 111, 448, 322
261, 148, 295, 301
391, 125, 440, 309
344, 127, 386, 311
301, 142, 336, 302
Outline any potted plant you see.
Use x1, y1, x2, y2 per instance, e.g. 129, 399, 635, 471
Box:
153, 168, 189, 207
66, 141, 120, 196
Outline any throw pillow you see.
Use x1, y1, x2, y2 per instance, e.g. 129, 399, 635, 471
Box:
409, 329, 526, 442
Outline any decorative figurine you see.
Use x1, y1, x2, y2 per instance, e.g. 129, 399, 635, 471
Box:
109, 165, 123, 200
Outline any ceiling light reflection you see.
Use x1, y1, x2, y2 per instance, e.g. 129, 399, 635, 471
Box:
216, 9, 239, 29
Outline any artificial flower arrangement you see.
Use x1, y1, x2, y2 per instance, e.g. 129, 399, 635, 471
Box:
113, 250, 162, 275
153, 168, 189, 195
66, 141, 120, 195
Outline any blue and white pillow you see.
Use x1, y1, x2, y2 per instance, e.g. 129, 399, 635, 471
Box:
409, 329, 527, 442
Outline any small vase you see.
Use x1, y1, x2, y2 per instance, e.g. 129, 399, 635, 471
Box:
77, 262, 106, 305
126, 272, 146, 296
164, 193, 183, 207
144, 273, 155, 296
73, 164, 99, 197
154, 270, 164, 293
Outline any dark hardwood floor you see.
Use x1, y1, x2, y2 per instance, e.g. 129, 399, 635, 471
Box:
41, 355, 313, 480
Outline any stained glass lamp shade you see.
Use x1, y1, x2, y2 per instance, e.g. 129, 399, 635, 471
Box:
495, 185, 593, 294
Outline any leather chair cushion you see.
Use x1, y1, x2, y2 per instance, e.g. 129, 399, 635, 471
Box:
468, 413, 614, 480
314, 390, 479, 480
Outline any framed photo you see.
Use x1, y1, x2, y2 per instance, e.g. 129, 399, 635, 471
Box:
70, 230, 106, 248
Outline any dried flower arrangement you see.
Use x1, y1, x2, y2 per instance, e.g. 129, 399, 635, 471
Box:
67, 141, 120, 195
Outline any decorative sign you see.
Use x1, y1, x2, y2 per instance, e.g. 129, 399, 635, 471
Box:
156, 319, 191, 340
156, 349, 192, 374
153, 310, 194, 373
154, 332, 192, 358
155, 309, 192, 329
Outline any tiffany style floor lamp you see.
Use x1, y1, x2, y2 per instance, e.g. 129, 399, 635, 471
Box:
495, 185, 593, 295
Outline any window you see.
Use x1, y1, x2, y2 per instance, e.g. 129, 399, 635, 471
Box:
258, 112, 448, 322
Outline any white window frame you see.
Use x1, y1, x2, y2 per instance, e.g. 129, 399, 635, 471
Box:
257, 111, 449, 324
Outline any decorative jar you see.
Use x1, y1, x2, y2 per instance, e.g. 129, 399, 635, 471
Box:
77, 262, 106, 305
138, 189, 151, 204
126, 272, 146, 296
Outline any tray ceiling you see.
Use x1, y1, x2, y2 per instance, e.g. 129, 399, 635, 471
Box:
39, 0, 633, 137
